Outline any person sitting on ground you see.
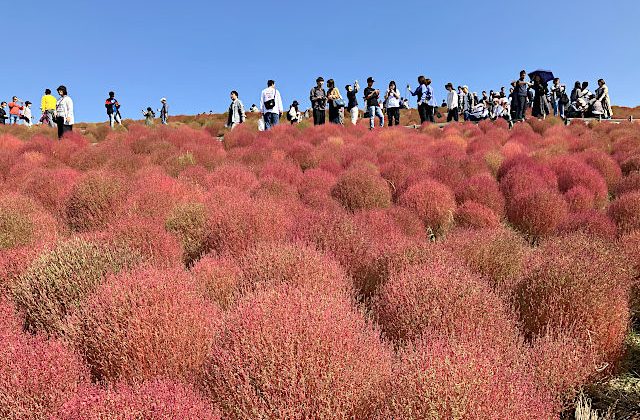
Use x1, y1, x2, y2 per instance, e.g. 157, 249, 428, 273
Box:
249, 104, 259, 113
287, 100, 302, 124
142, 107, 155, 126
467, 101, 489, 122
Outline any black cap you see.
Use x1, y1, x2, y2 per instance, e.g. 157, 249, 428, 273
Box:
25, 101, 32, 105
445, 82, 454, 89
316, 77, 324, 82
367, 77, 375, 83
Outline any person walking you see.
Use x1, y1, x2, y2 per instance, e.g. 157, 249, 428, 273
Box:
511, 70, 531, 121
22, 101, 33, 127
226, 90, 246, 130
142, 107, 155, 126
461, 86, 474, 121
445, 82, 459, 122
551, 78, 566, 118
8, 96, 24, 125
385, 81, 401, 126
408, 76, 428, 123
40, 89, 57, 127
260, 79, 283, 130
54, 85, 74, 139
105, 91, 122, 128
364, 77, 384, 129
326, 79, 344, 125
309, 77, 327, 125
345, 80, 359, 125
596, 79, 613, 119
0, 102, 7, 125
424, 78, 436, 122
159, 98, 169, 124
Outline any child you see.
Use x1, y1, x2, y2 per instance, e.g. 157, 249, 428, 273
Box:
21, 101, 33, 127
142, 107, 155, 126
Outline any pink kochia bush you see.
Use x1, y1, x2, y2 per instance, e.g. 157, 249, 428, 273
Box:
331, 164, 392, 211
201, 284, 392, 419
70, 268, 221, 384
57, 381, 220, 420
0, 300, 88, 420
398, 178, 456, 236
608, 191, 640, 234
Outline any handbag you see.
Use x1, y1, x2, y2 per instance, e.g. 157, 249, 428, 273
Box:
333, 98, 346, 108
264, 89, 276, 110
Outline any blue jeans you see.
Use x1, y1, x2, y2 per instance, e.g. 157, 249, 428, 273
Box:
553, 99, 565, 118
263, 112, 279, 130
367, 106, 384, 128
9, 114, 20, 124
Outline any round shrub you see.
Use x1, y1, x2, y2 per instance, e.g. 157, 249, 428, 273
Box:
165, 201, 210, 266
380, 335, 556, 419
499, 161, 558, 200
331, 166, 392, 211
455, 173, 505, 217
516, 234, 631, 363
549, 156, 608, 208
58, 380, 220, 420
70, 268, 221, 384
455, 200, 501, 229
0, 192, 57, 250
506, 189, 568, 240
557, 210, 617, 240
14, 167, 80, 216
616, 171, 640, 196
205, 163, 259, 193
564, 185, 595, 212
201, 284, 392, 419
608, 191, 640, 234
65, 171, 128, 232
11, 238, 143, 337
398, 178, 456, 237
190, 255, 241, 309
0, 300, 89, 420
372, 251, 520, 345
580, 149, 622, 190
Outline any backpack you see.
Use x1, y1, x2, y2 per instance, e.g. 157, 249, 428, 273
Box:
560, 92, 570, 105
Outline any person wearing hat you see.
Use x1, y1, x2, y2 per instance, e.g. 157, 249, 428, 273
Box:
445, 83, 459, 122
54, 85, 74, 139
287, 100, 301, 124
309, 77, 326, 125
364, 77, 384, 129
21, 101, 33, 127
159, 98, 169, 124
227, 90, 246, 130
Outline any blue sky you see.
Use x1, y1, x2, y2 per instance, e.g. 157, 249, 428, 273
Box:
3, 0, 639, 122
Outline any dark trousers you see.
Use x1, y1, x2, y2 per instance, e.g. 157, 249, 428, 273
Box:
387, 107, 400, 126
55, 116, 72, 139
418, 103, 428, 124
426, 105, 436, 123
313, 108, 325, 125
447, 107, 459, 122
515, 95, 527, 120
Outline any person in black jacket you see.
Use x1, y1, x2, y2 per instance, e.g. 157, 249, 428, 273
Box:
309, 77, 327, 125
0, 102, 7, 124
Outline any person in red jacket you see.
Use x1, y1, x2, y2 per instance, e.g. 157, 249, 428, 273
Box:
8, 96, 24, 125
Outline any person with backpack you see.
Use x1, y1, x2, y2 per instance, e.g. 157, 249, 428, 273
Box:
326, 79, 345, 125
309, 77, 326, 125
0, 102, 7, 125
159, 98, 169, 124
142, 107, 155, 126
364, 77, 384, 129
226, 90, 246, 130
8, 96, 24, 125
54, 85, 74, 139
408, 76, 428, 124
287, 100, 301, 124
260, 79, 283, 130
105, 91, 122, 128
40, 89, 57, 127
385, 81, 401, 126
445, 83, 459, 122
551, 78, 567, 119
345, 80, 359, 125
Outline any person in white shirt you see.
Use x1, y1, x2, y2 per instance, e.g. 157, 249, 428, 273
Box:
445, 82, 459, 122
55, 85, 74, 139
384, 81, 401, 126
22, 101, 33, 127
260, 79, 283, 130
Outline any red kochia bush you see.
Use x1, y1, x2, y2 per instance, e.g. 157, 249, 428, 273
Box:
507, 189, 568, 239
0, 192, 58, 250
65, 170, 128, 232
70, 268, 221, 384
564, 185, 596, 212
608, 191, 640, 234
380, 336, 556, 419
549, 156, 609, 208
455, 173, 505, 217
0, 300, 88, 420
615, 171, 640, 196
398, 178, 456, 236
331, 165, 392, 211
13, 166, 81, 216
190, 255, 242, 309
58, 380, 220, 420
165, 201, 210, 266
372, 250, 520, 346
499, 161, 558, 200
517, 234, 631, 364
558, 210, 617, 240
455, 200, 501, 229
580, 149, 622, 190
201, 285, 392, 419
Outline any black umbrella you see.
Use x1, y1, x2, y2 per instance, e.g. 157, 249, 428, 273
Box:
528, 70, 555, 84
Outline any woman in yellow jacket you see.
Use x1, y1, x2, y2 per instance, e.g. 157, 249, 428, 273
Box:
326, 79, 344, 125
40, 88, 57, 127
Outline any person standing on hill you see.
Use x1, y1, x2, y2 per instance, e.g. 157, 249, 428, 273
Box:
55, 85, 74, 139
326, 79, 344, 125
385, 81, 401, 126
345, 80, 359, 125
408, 76, 428, 124
424, 78, 436, 123
445, 82, 459, 122
0, 102, 7, 124
22, 101, 33, 127
40, 89, 57, 127
260, 80, 283, 130
309, 77, 327, 125
551, 78, 566, 118
227, 90, 246, 130
105, 91, 122, 128
364, 77, 384, 129
142, 107, 155, 126
8, 96, 24, 125
159, 98, 169, 124
461, 86, 473, 121
511, 70, 531, 121
596, 79, 613, 119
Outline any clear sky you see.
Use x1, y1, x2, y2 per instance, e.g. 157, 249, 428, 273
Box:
3, 0, 639, 122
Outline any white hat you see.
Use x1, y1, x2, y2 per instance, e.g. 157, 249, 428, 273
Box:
160, 97, 166, 102
462, 85, 469, 90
